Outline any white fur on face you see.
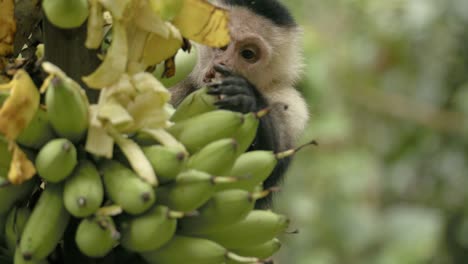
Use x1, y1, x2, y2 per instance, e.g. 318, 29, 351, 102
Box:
190, 5, 304, 93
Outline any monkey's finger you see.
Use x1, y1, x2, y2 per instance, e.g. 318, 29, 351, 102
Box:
208, 84, 251, 96
213, 64, 234, 76
215, 94, 256, 113
208, 79, 244, 90
219, 76, 250, 86
215, 96, 246, 107
207, 86, 221, 95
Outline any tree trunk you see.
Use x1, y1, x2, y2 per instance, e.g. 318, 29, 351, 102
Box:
43, 14, 100, 103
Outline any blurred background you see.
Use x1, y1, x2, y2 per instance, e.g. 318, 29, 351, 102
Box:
275, 0, 468, 263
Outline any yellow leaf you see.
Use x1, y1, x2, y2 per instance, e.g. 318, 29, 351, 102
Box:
8, 143, 36, 185
99, 97, 134, 128
131, 72, 170, 97
149, 0, 185, 21
106, 124, 158, 186
126, 27, 150, 74
82, 21, 128, 89
119, 73, 171, 132
142, 23, 183, 67
85, 105, 114, 158
103, 74, 136, 105
0, 0, 15, 56
139, 128, 186, 152
86, 0, 105, 49
172, 0, 230, 47
95, 74, 135, 130
99, 0, 132, 21
0, 70, 39, 140
134, 0, 170, 38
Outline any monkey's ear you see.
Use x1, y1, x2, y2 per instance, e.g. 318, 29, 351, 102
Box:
213, 64, 233, 77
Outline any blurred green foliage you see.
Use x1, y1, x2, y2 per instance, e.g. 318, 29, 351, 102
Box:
275, 1, 468, 263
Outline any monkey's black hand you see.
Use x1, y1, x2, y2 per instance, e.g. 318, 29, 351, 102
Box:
207, 64, 266, 113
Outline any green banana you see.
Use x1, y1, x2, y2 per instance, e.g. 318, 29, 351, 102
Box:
178, 189, 268, 235
5, 206, 31, 252
0, 134, 12, 171
132, 132, 158, 146
153, 44, 198, 87
199, 210, 289, 249
35, 138, 77, 183
120, 205, 180, 252
45, 76, 89, 142
234, 110, 267, 154
216, 150, 277, 192
14, 248, 49, 264
42, 0, 89, 29
0, 178, 37, 214
16, 107, 55, 150
100, 160, 156, 215
157, 169, 235, 212
140, 236, 257, 264
170, 87, 217, 122
186, 138, 239, 176
142, 145, 187, 184
19, 183, 71, 262
167, 110, 244, 153
63, 160, 104, 217
75, 216, 118, 258
219, 142, 316, 191
231, 238, 282, 259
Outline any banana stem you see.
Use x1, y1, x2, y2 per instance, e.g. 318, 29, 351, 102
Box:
167, 211, 184, 219
275, 140, 318, 160
211, 176, 238, 185
255, 107, 271, 119
43, 15, 100, 103
96, 205, 123, 217
226, 252, 260, 263
249, 187, 281, 202
97, 216, 121, 240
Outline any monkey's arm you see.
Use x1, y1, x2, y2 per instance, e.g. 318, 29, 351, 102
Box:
169, 77, 198, 107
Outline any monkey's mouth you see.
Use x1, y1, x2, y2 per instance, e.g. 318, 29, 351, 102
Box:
203, 68, 222, 84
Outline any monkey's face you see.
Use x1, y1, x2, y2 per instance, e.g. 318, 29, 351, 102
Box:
192, 6, 297, 91
196, 11, 272, 86
190, 4, 303, 93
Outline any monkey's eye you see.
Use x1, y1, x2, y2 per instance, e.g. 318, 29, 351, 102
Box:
240, 48, 258, 63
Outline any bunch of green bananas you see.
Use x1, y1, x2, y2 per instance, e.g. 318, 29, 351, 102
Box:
0, 69, 303, 264
0, 0, 307, 262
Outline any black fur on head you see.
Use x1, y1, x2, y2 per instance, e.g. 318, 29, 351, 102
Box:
220, 0, 297, 27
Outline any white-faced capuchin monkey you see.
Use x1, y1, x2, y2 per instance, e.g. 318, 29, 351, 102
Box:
170, 0, 309, 208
